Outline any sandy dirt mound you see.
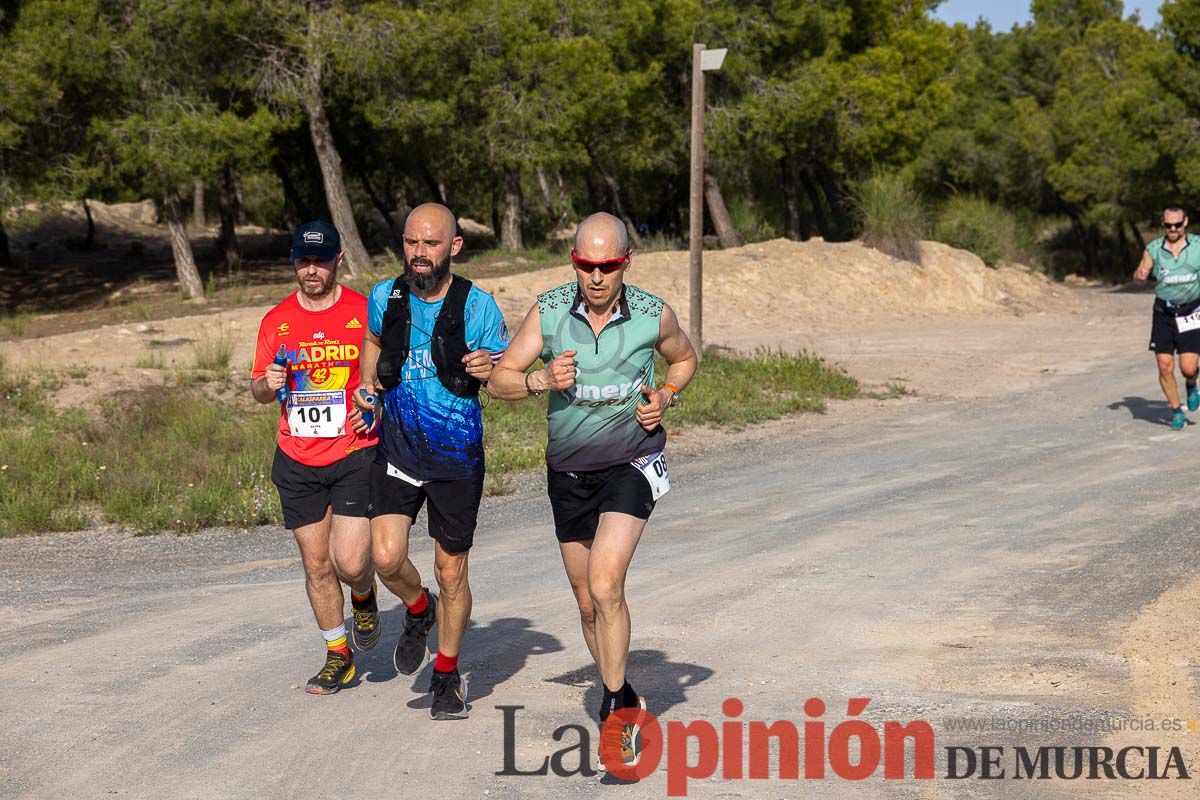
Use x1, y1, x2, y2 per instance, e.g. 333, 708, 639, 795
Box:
9, 238, 1081, 407
480, 238, 1077, 344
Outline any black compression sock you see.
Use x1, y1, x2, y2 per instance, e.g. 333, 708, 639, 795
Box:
599, 687, 619, 721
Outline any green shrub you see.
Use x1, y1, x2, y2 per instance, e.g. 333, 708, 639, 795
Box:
852, 172, 927, 263
0, 351, 862, 535
191, 331, 234, 371
934, 195, 1024, 267
728, 198, 778, 244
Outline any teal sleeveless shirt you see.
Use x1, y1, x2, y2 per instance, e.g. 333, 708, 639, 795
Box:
538, 282, 667, 472
1149, 234, 1200, 305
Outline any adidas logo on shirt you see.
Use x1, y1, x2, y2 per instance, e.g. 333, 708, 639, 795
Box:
346, 317, 363, 329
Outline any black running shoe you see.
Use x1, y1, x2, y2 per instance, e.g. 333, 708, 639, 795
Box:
351, 591, 381, 651
305, 651, 355, 695
429, 668, 469, 720
393, 589, 437, 675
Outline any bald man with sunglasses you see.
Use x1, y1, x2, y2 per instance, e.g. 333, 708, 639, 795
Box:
1134, 205, 1200, 429
489, 212, 697, 767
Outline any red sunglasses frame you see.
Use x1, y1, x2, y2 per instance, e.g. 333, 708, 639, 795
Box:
571, 248, 631, 274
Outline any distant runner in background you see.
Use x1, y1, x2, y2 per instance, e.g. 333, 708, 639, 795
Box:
1134, 205, 1200, 430
489, 212, 697, 766
251, 220, 380, 695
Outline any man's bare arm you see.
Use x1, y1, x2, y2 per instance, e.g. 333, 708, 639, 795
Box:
1134, 250, 1153, 282
489, 303, 579, 400
636, 303, 698, 431
489, 304, 548, 400
356, 329, 382, 400
250, 364, 287, 404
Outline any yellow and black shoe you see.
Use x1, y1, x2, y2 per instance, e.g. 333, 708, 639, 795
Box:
623, 695, 648, 764
305, 650, 356, 695
598, 695, 648, 770
351, 594, 381, 652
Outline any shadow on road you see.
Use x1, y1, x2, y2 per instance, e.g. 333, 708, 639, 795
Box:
546, 649, 716, 720
369, 616, 566, 711
1107, 396, 1174, 426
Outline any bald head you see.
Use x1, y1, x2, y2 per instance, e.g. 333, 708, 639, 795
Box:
406, 203, 457, 239
574, 212, 629, 260
401, 202, 463, 294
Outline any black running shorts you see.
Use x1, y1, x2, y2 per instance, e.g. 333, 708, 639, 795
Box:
270, 446, 372, 530
367, 459, 483, 553
1149, 298, 1200, 355
546, 463, 656, 544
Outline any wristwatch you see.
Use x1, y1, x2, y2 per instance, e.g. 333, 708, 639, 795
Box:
525, 371, 544, 397
662, 382, 681, 407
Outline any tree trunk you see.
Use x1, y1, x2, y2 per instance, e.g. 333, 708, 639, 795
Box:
0, 219, 11, 269
1086, 224, 1100, 274
218, 164, 242, 272
502, 167, 524, 250
394, 182, 412, 229
232, 170, 247, 225
537, 167, 556, 221
601, 172, 644, 249
556, 171, 570, 226
1067, 211, 1097, 273
1128, 218, 1145, 262
163, 185, 205, 301
421, 171, 447, 205
780, 158, 807, 241
82, 198, 96, 250
813, 163, 851, 239
667, 178, 682, 239
272, 155, 307, 229
490, 177, 501, 244
703, 167, 742, 249
801, 167, 833, 239
302, 42, 369, 277
358, 169, 402, 246
192, 180, 206, 228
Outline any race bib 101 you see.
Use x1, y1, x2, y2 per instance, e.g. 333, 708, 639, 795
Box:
287, 390, 347, 438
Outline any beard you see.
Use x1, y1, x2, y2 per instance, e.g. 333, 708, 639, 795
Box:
297, 270, 336, 299
403, 251, 452, 292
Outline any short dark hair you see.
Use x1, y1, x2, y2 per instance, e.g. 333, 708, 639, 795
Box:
1164, 205, 1187, 218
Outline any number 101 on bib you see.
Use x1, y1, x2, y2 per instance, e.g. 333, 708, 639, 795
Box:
287, 390, 348, 438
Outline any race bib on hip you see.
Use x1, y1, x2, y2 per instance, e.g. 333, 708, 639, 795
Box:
286, 390, 347, 438
386, 462, 426, 487
1176, 310, 1200, 333
631, 451, 671, 501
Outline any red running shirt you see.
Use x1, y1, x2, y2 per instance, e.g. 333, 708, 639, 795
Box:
252, 287, 377, 467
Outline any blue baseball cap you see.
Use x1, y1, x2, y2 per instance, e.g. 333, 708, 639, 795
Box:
290, 220, 341, 261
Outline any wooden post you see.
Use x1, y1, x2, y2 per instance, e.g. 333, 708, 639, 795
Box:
689, 43, 705, 359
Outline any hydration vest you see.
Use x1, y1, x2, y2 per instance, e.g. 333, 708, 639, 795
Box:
376, 274, 481, 398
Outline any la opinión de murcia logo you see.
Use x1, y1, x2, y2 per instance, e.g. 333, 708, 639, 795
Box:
496, 698, 1191, 797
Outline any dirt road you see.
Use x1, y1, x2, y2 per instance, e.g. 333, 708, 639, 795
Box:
2, 287, 1198, 799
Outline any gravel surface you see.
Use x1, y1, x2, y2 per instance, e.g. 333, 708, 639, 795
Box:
2, 289, 1196, 799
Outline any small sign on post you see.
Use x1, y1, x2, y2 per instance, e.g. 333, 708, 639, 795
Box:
700, 48, 727, 71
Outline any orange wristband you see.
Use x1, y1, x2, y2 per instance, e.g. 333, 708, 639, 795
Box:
661, 383, 680, 395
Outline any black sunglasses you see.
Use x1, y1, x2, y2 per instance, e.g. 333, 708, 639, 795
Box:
1165, 221, 1186, 229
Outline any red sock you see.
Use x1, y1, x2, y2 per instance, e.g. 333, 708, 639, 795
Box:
324, 628, 351, 660
405, 589, 428, 615
434, 651, 458, 673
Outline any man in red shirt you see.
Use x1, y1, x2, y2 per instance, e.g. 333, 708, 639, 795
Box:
251, 220, 379, 694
